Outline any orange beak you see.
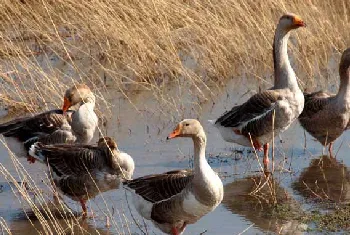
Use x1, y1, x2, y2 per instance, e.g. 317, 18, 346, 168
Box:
62, 97, 71, 112
293, 15, 305, 27
167, 125, 181, 139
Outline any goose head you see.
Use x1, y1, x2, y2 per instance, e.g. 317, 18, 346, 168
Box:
62, 84, 95, 112
278, 13, 305, 31
98, 136, 118, 149
339, 48, 350, 79
167, 119, 205, 139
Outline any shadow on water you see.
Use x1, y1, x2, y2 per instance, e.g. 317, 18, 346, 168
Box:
0, 198, 114, 235
293, 155, 350, 203
9, 213, 111, 235
0, 184, 115, 235
222, 174, 307, 234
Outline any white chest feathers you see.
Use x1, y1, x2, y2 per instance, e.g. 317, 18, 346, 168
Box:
182, 170, 223, 217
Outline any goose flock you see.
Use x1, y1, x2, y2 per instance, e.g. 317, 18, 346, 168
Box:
0, 13, 350, 235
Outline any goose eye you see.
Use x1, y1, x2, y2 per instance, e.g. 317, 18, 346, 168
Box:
185, 123, 190, 127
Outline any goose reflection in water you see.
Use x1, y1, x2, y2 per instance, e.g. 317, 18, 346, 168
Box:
1, 206, 113, 235
222, 175, 306, 234
293, 155, 350, 203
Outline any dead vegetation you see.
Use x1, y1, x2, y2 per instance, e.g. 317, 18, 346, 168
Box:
0, 0, 350, 112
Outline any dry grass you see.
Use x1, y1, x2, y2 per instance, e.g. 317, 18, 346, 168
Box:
0, 0, 350, 112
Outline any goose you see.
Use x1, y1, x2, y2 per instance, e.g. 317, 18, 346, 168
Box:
0, 84, 98, 162
298, 48, 350, 157
28, 136, 134, 215
124, 119, 223, 235
211, 13, 305, 170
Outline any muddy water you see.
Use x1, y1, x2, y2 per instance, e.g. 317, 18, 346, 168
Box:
0, 78, 350, 235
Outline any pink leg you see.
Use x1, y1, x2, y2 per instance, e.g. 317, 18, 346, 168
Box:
79, 199, 87, 217
252, 138, 263, 151
27, 155, 36, 164
328, 142, 334, 158
263, 143, 269, 170
171, 227, 179, 235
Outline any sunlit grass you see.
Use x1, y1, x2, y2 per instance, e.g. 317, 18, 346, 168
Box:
0, 0, 349, 113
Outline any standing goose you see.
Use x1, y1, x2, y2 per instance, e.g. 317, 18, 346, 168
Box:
124, 119, 223, 235
28, 136, 134, 215
298, 48, 350, 157
212, 13, 305, 170
0, 84, 98, 162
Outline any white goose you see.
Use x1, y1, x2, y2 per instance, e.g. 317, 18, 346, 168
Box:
29, 136, 134, 215
124, 119, 223, 235
212, 13, 305, 170
0, 84, 98, 162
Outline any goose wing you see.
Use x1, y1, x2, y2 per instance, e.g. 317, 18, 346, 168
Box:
0, 110, 74, 141
23, 129, 76, 151
299, 91, 333, 119
215, 90, 280, 128
29, 143, 104, 177
215, 90, 281, 137
124, 169, 193, 203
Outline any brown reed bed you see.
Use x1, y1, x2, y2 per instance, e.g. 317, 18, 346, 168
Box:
0, 0, 349, 113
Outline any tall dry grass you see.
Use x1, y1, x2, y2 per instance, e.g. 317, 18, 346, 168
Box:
0, 0, 349, 112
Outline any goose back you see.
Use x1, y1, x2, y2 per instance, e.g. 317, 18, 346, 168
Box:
215, 89, 301, 145
0, 110, 73, 141
125, 169, 193, 203
124, 170, 194, 233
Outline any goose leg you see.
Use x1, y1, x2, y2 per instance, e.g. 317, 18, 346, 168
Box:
328, 142, 334, 158
171, 227, 179, 235
251, 138, 263, 151
79, 199, 87, 217
263, 143, 269, 170
27, 155, 36, 164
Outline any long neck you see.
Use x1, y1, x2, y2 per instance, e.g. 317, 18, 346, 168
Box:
337, 68, 350, 103
192, 132, 210, 176
273, 26, 299, 90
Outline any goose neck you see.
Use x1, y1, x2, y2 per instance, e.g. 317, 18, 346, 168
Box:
192, 133, 209, 174
337, 68, 350, 102
273, 26, 298, 90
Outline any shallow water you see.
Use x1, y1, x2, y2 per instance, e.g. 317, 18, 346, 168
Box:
0, 78, 350, 235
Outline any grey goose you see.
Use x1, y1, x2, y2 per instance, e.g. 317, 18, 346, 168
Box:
29, 136, 134, 216
299, 48, 350, 156
124, 119, 223, 235
211, 13, 305, 170
0, 84, 98, 163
